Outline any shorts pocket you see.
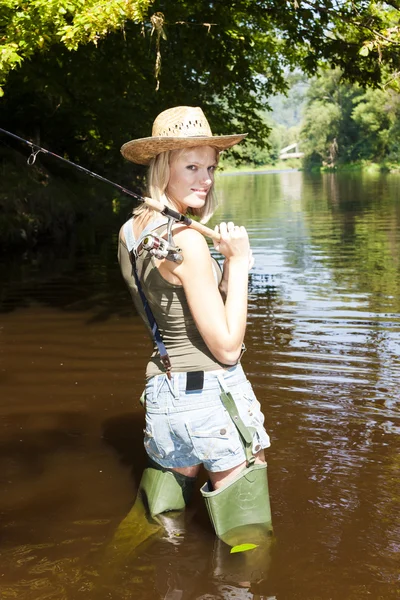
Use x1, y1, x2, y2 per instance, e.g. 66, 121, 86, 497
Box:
186, 408, 242, 462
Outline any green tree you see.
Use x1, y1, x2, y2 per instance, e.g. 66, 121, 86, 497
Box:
352, 87, 396, 160
2, 1, 399, 133
301, 69, 364, 166
301, 100, 342, 167
0, 0, 152, 95
342, 1, 400, 90
300, 68, 400, 167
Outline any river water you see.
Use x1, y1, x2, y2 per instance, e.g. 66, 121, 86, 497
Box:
0, 170, 399, 599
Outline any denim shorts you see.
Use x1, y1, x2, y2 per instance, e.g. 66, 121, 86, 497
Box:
142, 364, 271, 473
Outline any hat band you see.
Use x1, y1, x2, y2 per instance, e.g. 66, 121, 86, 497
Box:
155, 134, 213, 139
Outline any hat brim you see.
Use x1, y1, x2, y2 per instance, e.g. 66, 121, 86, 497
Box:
120, 134, 247, 165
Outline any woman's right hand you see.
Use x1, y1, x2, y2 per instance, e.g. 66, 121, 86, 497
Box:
213, 221, 250, 261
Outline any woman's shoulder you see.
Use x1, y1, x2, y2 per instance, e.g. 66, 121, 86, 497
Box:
172, 224, 209, 255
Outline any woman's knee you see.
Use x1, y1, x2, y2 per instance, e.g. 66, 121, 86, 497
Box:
171, 464, 201, 478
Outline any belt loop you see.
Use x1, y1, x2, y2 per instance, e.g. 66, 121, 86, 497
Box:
174, 374, 179, 398
165, 373, 178, 399
154, 375, 163, 400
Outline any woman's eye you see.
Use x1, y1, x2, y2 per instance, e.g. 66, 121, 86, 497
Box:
186, 165, 197, 171
208, 166, 217, 173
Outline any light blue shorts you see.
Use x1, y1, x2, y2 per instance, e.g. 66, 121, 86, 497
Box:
143, 364, 271, 473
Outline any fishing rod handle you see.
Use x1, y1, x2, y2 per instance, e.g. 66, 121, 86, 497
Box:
143, 197, 221, 242
191, 220, 221, 243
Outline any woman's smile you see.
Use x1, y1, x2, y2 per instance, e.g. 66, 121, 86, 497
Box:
191, 187, 208, 197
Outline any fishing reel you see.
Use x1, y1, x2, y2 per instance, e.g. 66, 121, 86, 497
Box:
142, 234, 183, 264
141, 215, 183, 263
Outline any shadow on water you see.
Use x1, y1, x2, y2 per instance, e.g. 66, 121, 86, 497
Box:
0, 411, 90, 481
102, 412, 147, 484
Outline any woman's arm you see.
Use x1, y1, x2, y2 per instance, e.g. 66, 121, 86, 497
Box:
218, 249, 254, 300
168, 222, 250, 365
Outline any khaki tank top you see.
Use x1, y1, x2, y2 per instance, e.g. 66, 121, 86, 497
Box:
118, 218, 226, 378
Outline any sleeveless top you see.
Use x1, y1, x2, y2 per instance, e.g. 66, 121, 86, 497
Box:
118, 216, 226, 379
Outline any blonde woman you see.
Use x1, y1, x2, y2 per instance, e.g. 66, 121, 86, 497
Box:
118, 107, 271, 544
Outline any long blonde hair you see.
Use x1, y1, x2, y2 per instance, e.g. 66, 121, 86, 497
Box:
133, 147, 219, 224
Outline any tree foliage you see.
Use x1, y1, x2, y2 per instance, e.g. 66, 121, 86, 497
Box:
300, 68, 400, 167
1, 1, 399, 159
0, 0, 152, 95
341, 2, 400, 84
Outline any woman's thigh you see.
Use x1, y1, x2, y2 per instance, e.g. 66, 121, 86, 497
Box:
206, 449, 266, 490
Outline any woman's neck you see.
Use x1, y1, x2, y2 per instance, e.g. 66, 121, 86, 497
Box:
165, 193, 187, 216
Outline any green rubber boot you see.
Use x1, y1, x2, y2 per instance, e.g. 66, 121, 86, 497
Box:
212, 534, 274, 585
138, 459, 196, 518
200, 463, 273, 547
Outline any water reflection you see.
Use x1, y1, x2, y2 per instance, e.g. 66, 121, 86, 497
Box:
0, 171, 399, 599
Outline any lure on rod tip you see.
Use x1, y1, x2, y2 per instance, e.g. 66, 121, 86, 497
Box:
0, 127, 221, 243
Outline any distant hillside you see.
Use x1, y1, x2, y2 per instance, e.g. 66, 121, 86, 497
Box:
267, 79, 309, 128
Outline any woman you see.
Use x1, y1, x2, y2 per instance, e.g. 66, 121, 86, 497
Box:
118, 106, 271, 543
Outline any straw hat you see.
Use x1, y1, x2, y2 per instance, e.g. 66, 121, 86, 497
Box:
121, 106, 247, 165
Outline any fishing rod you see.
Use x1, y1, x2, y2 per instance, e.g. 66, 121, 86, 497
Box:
0, 127, 221, 242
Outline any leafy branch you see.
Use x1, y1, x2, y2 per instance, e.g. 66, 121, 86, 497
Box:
0, 0, 153, 95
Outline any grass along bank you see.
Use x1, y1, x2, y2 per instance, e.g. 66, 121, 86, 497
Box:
316, 160, 400, 173
219, 158, 400, 175
218, 158, 302, 174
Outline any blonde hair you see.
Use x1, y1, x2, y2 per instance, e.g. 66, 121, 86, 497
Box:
133, 148, 219, 224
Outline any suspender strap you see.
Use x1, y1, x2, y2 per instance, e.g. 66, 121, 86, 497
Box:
217, 374, 256, 467
123, 217, 168, 253
130, 258, 172, 378
123, 218, 136, 252
124, 217, 172, 379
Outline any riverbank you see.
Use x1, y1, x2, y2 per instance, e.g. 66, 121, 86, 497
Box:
219, 159, 301, 173
218, 167, 298, 176
220, 158, 400, 175
318, 160, 400, 173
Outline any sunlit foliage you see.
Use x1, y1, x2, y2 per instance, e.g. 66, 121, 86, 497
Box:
300, 69, 400, 167
0, 0, 152, 95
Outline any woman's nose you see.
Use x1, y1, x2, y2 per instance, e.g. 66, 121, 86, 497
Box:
200, 170, 212, 184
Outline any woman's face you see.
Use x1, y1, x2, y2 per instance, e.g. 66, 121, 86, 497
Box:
166, 146, 218, 212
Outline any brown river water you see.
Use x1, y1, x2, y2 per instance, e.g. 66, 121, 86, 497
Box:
0, 171, 399, 599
